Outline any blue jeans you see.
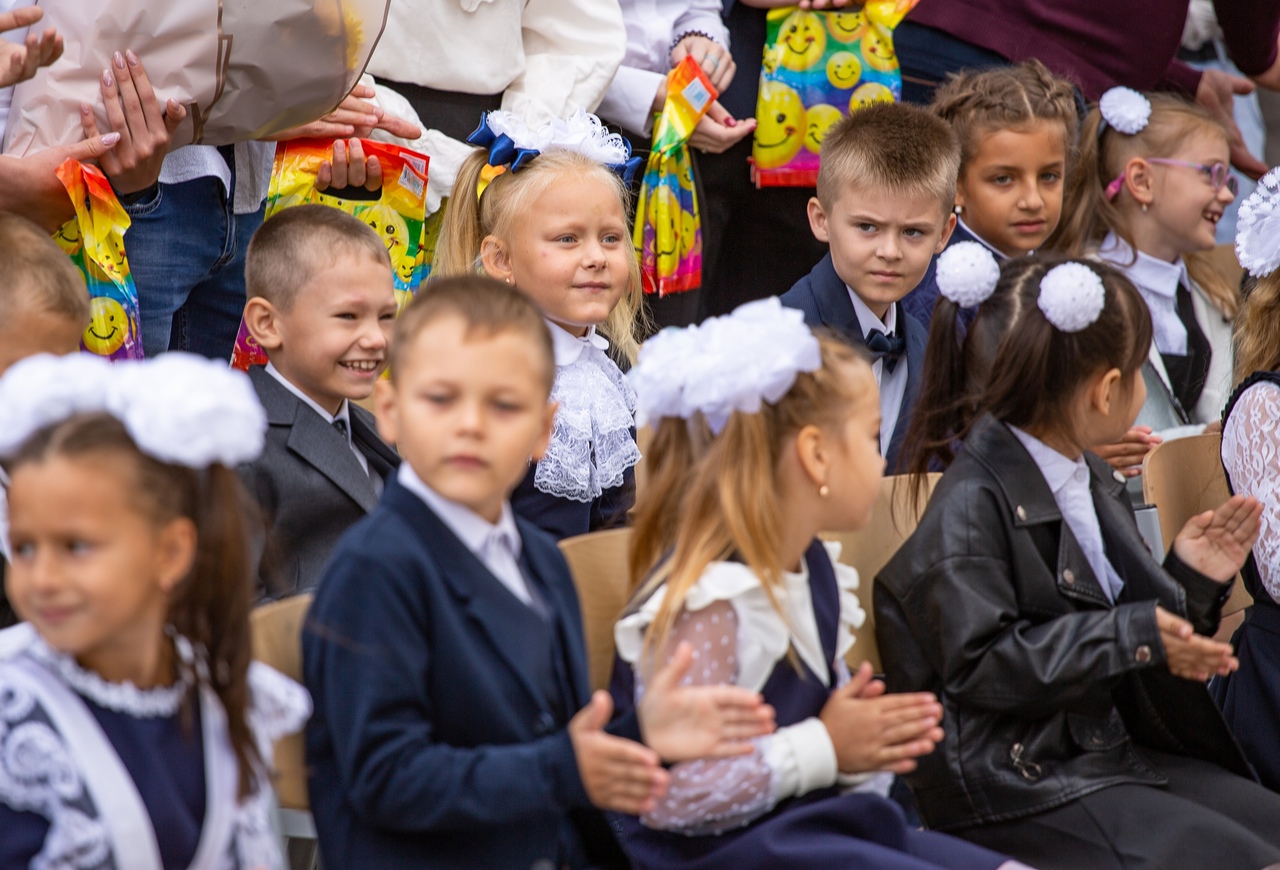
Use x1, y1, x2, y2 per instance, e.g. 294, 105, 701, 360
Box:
124, 176, 265, 360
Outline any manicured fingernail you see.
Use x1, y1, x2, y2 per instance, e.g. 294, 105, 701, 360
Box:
125, 50, 138, 67
365, 114, 379, 125
102, 68, 114, 88
80, 101, 90, 115
724, 117, 737, 127
113, 51, 125, 70
101, 132, 121, 146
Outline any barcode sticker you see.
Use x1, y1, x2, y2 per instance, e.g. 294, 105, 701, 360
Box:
681, 77, 711, 113
403, 154, 427, 174
398, 165, 424, 199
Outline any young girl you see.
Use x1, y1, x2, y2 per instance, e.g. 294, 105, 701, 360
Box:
438, 109, 644, 540
611, 298, 1022, 870
1057, 87, 1238, 434
877, 255, 1280, 870
0, 352, 309, 869
903, 60, 1077, 328
1212, 169, 1280, 792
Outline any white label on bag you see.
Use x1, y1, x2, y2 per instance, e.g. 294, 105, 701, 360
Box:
398, 165, 424, 199
403, 154, 427, 174
682, 78, 711, 113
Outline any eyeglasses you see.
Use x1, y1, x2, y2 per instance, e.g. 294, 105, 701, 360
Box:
1105, 158, 1238, 201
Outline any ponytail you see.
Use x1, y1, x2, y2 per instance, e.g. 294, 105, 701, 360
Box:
628, 416, 712, 592
435, 150, 489, 277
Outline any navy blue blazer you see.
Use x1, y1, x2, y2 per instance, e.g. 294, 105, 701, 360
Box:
779, 254, 928, 471
303, 476, 628, 869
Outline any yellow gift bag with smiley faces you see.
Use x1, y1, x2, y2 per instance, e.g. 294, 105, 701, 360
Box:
752, 0, 918, 187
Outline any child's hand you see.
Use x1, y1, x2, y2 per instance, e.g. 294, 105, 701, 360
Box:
316, 138, 382, 194
0, 7, 61, 90
1172, 494, 1262, 582
638, 640, 777, 762
1092, 426, 1161, 478
1155, 605, 1238, 681
670, 35, 735, 93
570, 691, 669, 815
819, 662, 944, 775
689, 102, 756, 154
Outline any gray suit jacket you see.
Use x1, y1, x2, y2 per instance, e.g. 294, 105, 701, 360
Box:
239, 365, 399, 595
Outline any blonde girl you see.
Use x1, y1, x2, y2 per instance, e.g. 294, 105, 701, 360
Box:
438, 110, 646, 540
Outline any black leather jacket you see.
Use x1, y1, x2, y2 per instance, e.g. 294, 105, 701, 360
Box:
875, 415, 1253, 832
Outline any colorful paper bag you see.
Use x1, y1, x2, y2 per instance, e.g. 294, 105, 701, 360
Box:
53, 160, 144, 361
230, 137, 430, 371
751, 1, 918, 187
634, 56, 718, 297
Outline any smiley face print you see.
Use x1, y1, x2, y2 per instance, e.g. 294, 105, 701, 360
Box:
82, 296, 129, 356
860, 28, 898, 72
778, 10, 827, 71
826, 51, 863, 91
804, 104, 843, 154
850, 82, 895, 111
828, 10, 868, 44
753, 80, 806, 169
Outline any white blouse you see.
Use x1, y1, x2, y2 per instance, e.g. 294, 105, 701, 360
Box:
1222, 380, 1280, 600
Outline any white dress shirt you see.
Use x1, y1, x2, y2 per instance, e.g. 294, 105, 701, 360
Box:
597, 0, 730, 137
1011, 426, 1126, 603
1098, 233, 1190, 356
846, 291, 908, 457
397, 464, 535, 607
264, 363, 369, 476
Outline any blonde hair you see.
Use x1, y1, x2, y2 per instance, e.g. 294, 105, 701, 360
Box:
437, 149, 645, 363
630, 337, 874, 663
1234, 272, 1280, 384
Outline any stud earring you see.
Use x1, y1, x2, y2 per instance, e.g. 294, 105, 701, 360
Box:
954, 205, 962, 215
505, 276, 512, 284
1141, 203, 1149, 213
819, 484, 830, 497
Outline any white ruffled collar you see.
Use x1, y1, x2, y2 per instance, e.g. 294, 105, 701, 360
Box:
536, 321, 640, 503
26, 630, 195, 718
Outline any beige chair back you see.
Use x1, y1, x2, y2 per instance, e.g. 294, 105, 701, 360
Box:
250, 593, 313, 811
821, 474, 941, 673
559, 528, 634, 692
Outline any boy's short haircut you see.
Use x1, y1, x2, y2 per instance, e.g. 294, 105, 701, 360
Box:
245, 205, 390, 311
816, 102, 961, 214
0, 213, 90, 325
391, 275, 555, 393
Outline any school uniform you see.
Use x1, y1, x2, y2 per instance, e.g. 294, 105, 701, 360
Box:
609, 540, 1013, 870
780, 256, 928, 471
875, 414, 1280, 869
238, 364, 399, 595
0, 622, 308, 870
902, 218, 997, 328
303, 465, 634, 869
511, 321, 639, 541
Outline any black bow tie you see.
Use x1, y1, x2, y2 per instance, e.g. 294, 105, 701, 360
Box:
865, 329, 906, 373
332, 417, 349, 439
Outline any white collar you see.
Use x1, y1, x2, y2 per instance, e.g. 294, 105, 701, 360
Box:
265, 362, 352, 434
547, 320, 610, 368
957, 215, 1011, 259
845, 289, 898, 338
1097, 233, 1188, 300
1009, 425, 1088, 496
397, 464, 522, 561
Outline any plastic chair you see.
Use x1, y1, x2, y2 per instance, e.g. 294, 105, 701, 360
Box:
1142, 432, 1253, 641
821, 474, 941, 673
250, 594, 317, 854
559, 528, 634, 692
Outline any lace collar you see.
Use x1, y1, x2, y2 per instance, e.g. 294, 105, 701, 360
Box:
536, 320, 641, 503
26, 632, 195, 718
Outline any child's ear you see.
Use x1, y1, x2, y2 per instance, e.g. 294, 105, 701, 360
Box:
155, 517, 197, 595
243, 297, 283, 351
807, 196, 830, 244
374, 378, 398, 446
530, 400, 558, 462
1123, 158, 1155, 208
480, 235, 514, 283
1092, 367, 1124, 415
936, 212, 958, 253
794, 423, 830, 490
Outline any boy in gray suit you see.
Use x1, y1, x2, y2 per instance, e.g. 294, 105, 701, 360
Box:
238, 205, 400, 595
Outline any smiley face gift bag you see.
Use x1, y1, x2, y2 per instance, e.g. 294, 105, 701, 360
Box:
633, 55, 717, 297
230, 137, 430, 370
53, 160, 143, 361
752, 1, 918, 187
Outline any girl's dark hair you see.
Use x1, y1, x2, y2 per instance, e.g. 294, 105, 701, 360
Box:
982, 256, 1153, 436
9, 413, 261, 799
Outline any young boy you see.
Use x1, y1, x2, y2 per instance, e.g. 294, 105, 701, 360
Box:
0, 213, 93, 627
303, 276, 775, 869
780, 102, 959, 471
238, 205, 401, 595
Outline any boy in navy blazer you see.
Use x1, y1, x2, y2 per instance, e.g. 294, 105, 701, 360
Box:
303, 276, 776, 869
781, 102, 959, 471
236, 206, 401, 595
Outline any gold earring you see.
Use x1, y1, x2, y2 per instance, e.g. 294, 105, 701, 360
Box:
819, 484, 830, 497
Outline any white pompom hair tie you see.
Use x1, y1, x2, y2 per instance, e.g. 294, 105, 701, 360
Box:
1236, 166, 1280, 278
1037, 262, 1107, 334
1098, 87, 1151, 135
935, 241, 1001, 308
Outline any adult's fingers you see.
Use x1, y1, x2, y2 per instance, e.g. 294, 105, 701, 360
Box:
315, 159, 334, 192
0, 5, 42, 33
54, 131, 121, 164
78, 102, 121, 176
365, 155, 383, 192
163, 99, 188, 137
111, 52, 148, 138
330, 140, 351, 189
375, 114, 422, 140
123, 51, 164, 134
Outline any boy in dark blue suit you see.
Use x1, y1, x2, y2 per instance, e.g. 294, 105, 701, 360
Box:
781, 102, 959, 471
303, 276, 776, 869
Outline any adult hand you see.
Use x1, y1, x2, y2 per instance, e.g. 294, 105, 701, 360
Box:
670, 34, 735, 94
819, 661, 945, 775
270, 83, 421, 141
1196, 68, 1267, 180
1154, 605, 1237, 681
689, 102, 756, 154
0, 6, 62, 89
316, 138, 383, 193
79, 51, 185, 196
0, 133, 120, 232
1092, 426, 1162, 478
1172, 493, 1262, 582
638, 640, 777, 762
569, 690, 669, 815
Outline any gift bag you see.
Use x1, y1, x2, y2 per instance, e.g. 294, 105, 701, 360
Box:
5, 0, 390, 155
230, 137, 430, 371
53, 160, 143, 361
633, 56, 717, 297
751, 1, 918, 187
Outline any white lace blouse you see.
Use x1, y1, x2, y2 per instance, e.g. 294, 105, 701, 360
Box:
614, 542, 886, 836
1222, 380, 1280, 600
